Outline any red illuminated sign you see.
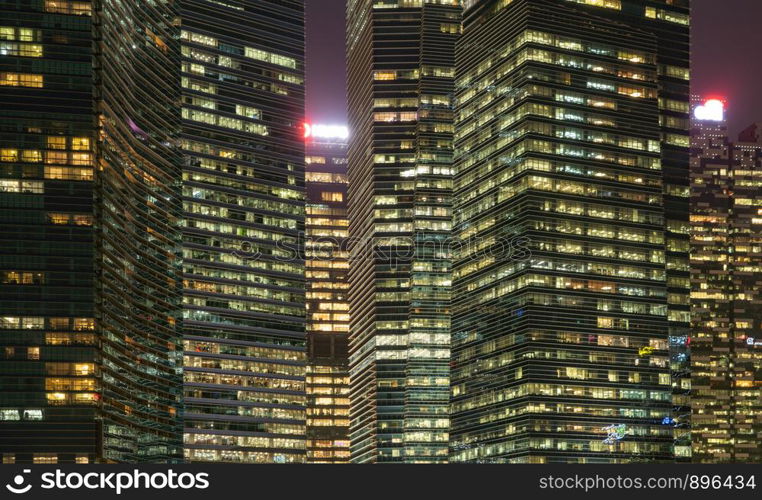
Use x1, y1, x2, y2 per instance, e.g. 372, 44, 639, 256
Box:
303, 123, 349, 140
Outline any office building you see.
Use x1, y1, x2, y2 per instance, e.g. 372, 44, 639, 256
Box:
451, 0, 690, 463
691, 97, 762, 463
179, 0, 307, 463
346, 0, 460, 462
0, 0, 184, 463
304, 125, 351, 462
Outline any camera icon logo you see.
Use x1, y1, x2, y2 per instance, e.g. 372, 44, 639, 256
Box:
5, 469, 32, 495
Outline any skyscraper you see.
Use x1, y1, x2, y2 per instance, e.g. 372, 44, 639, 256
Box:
179, 0, 307, 463
451, 0, 690, 463
0, 0, 183, 463
553, 0, 693, 462
304, 125, 351, 462
691, 97, 762, 463
95, 0, 184, 463
346, 0, 460, 463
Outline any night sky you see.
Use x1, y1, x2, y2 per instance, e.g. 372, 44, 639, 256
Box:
305, 0, 347, 125
306, 0, 762, 136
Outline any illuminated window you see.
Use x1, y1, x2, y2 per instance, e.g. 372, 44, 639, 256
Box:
44, 1, 91, 15
71, 153, 92, 165
659, 98, 689, 113
49, 318, 69, 330
566, 0, 620, 9
44, 166, 93, 181
305, 156, 326, 165
20, 409, 44, 420
49, 213, 93, 225
0, 409, 19, 421
45, 333, 96, 345
662, 65, 689, 80
71, 137, 90, 150
45, 151, 67, 164
1, 271, 44, 284
235, 105, 260, 119
373, 111, 418, 122
189, 63, 205, 74
181, 30, 217, 47
645, 7, 689, 25
0, 72, 43, 87
0, 26, 41, 42
421, 66, 453, 78
664, 133, 689, 148
73, 318, 95, 331
48, 213, 70, 224
0, 179, 42, 194
33, 454, 57, 464
565, 367, 588, 380
321, 192, 343, 202
244, 46, 297, 69
182, 108, 268, 136
73, 393, 96, 404
20, 45, 42, 57
182, 77, 217, 94
22, 317, 43, 329
74, 363, 94, 376
46, 393, 67, 406
373, 71, 396, 81
0, 41, 43, 57
0, 149, 18, 161
73, 215, 93, 226
185, 97, 217, 109
47, 136, 66, 150
440, 23, 460, 34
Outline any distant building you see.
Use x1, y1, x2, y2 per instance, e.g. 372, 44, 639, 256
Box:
305, 127, 351, 462
691, 97, 762, 463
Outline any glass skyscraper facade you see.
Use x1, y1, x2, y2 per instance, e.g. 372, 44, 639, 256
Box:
179, 0, 307, 463
305, 134, 351, 462
346, 0, 460, 463
691, 99, 762, 463
10, 0, 762, 468
96, 0, 184, 463
0, 0, 97, 465
553, 0, 693, 461
0, 0, 184, 463
451, 0, 689, 463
